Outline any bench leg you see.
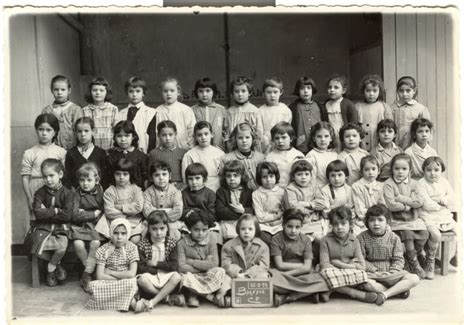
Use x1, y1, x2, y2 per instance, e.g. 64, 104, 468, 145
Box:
31, 255, 40, 288
440, 241, 450, 276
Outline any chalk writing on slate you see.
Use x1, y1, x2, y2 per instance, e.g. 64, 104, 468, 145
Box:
231, 279, 273, 308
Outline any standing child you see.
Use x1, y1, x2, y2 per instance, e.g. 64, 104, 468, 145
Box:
42, 75, 82, 149
216, 160, 254, 241
289, 76, 328, 154
148, 120, 187, 189
351, 156, 385, 235
98, 158, 145, 244
22, 114, 66, 224
177, 210, 231, 308
358, 205, 420, 304
86, 218, 140, 311
338, 122, 370, 185
221, 214, 270, 302
391, 76, 431, 149
252, 161, 285, 245
106, 120, 148, 189
224, 76, 264, 152
383, 153, 428, 279
143, 161, 184, 240
30, 159, 72, 286
182, 121, 225, 192
371, 119, 403, 182
65, 117, 107, 189
404, 118, 438, 180
118, 76, 157, 153
81, 77, 120, 150
269, 208, 330, 307
305, 121, 338, 186
284, 160, 328, 242
191, 77, 226, 151
319, 207, 378, 304
416, 157, 458, 278
71, 163, 104, 292
325, 75, 358, 138
135, 210, 184, 312
155, 77, 196, 150
220, 122, 265, 190
259, 77, 292, 153
316, 160, 353, 214
265, 122, 305, 187
355, 75, 393, 152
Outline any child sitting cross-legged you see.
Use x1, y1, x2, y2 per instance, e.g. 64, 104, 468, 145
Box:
134, 210, 185, 313
358, 204, 420, 305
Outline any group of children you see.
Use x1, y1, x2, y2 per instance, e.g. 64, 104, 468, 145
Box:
21, 72, 458, 312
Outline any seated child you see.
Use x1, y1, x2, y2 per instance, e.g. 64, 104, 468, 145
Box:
98, 158, 145, 244
71, 162, 104, 292
252, 161, 285, 246
284, 159, 328, 242
216, 160, 254, 241
265, 122, 305, 187
221, 214, 270, 303
135, 211, 184, 312
371, 119, 403, 182
30, 159, 73, 286
416, 157, 458, 278
383, 153, 428, 279
143, 161, 183, 240
315, 160, 353, 214
358, 205, 420, 304
86, 218, 140, 311
177, 210, 231, 308
269, 208, 330, 307
404, 118, 438, 180
351, 156, 385, 235
220, 122, 265, 190
337, 122, 370, 185
319, 206, 379, 305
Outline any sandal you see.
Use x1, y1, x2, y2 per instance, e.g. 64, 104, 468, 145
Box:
214, 295, 231, 308
134, 298, 153, 313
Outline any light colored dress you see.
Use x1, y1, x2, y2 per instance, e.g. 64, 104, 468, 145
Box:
182, 145, 225, 192
259, 103, 292, 153
390, 99, 430, 149
326, 97, 344, 137
191, 102, 226, 151
338, 148, 370, 185
306, 148, 338, 186
404, 143, 438, 180
118, 102, 156, 153
371, 143, 403, 182
220, 150, 265, 190
42, 101, 82, 149
356, 101, 393, 152
265, 148, 305, 187
252, 186, 285, 235
155, 101, 196, 149
224, 102, 264, 151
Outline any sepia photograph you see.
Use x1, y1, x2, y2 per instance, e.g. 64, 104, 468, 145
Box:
4, 3, 463, 324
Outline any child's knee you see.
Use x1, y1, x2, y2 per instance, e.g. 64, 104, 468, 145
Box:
137, 275, 151, 287
89, 240, 101, 249
429, 229, 442, 243
130, 235, 141, 244
405, 273, 420, 286
170, 272, 182, 284
73, 240, 85, 250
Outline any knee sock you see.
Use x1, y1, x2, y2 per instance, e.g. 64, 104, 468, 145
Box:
47, 263, 57, 273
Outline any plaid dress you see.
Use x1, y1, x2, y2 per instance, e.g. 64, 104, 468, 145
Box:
86, 242, 139, 311
177, 234, 230, 294
81, 102, 119, 150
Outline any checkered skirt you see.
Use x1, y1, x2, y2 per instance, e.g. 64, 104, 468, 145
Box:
319, 268, 368, 289
86, 278, 138, 311
181, 267, 229, 294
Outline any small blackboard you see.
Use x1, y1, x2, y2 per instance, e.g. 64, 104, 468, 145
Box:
231, 278, 273, 308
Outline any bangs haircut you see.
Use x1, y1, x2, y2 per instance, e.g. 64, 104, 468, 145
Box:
124, 76, 148, 94
410, 118, 433, 141
364, 204, 392, 229
113, 120, 139, 148
422, 156, 446, 172
230, 76, 253, 94
282, 208, 304, 225
326, 160, 349, 179
193, 77, 218, 96
183, 209, 216, 229
270, 121, 295, 140
34, 113, 60, 142
85, 77, 113, 103
262, 77, 283, 92
328, 206, 353, 226
339, 122, 365, 148
149, 160, 172, 175
360, 155, 379, 171
230, 122, 257, 151
113, 158, 136, 184
185, 163, 208, 181
221, 160, 248, 187
327, 74, 348, 90
147, 210, 170, 226
308, 121, 337, 150
160, 77, 181, 93
290, 159, 313, 181
376, 119, 398, 135
390, 153, 413, 175
360, 74, 385, 101
292, 76, 317, 96
256, 161, 280, 186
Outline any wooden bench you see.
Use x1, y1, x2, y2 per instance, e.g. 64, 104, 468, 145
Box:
438, 231, 456, 276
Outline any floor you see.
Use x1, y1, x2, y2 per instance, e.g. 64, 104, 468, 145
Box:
8, 256, 463, 324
